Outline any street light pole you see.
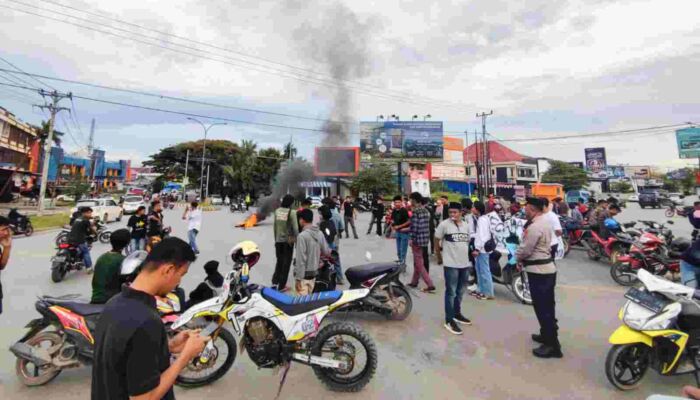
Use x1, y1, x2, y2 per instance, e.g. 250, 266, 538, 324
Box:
187, 117, 227, 201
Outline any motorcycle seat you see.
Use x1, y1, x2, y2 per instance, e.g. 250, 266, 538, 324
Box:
261, 288, 342, 316
345, 262, 399, 286
43, 297, 105, 315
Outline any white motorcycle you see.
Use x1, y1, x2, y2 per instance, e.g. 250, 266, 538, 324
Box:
171, 241, 379, 393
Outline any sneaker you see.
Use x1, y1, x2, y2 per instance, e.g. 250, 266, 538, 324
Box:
532, 344, 563, 359
454, 314, 472, 326
467, 284, 478, 292
444, 320, 463, 335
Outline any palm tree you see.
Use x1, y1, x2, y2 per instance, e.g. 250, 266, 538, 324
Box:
35, 120, 64, 147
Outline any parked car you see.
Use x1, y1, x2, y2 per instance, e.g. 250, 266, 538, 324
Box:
627, 194, 639, 202
122, 196, 146, 214
55, 194, 75, 202
71, 199, 123, 222
210, 195, 223, 205
638, 189, 664, 209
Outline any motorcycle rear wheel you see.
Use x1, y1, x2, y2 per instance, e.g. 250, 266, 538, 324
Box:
98, 231, 111, 244
15, 331, 63, 386
51, 264, 66, 283
311, 322, 378, 392
55, 233, 68, 246
384, 286, 412, 321
605, 344, 650, 390
610, 262, 638, 286
175, 328, 237, 388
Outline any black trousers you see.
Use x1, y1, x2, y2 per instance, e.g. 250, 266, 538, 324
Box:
528, 272, 560, 348
429, 227, 435, 254
422, 246, 430, 273
367, 215, 383, 235
273, 242, 294, 290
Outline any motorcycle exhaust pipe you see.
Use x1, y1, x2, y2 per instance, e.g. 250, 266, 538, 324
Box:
10, 342, 52, 366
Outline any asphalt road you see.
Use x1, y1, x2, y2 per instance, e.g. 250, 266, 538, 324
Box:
0, 202, 695, 399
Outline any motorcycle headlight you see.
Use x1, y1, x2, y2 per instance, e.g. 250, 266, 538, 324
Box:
621, 300, 680, 331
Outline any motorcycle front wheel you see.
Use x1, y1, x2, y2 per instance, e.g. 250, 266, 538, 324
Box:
610, 262, 638, 286
664, 208, 675, 218
98, 231, 111, 244
15, 331, 63, 386
384, 285, 412, 321
511, 272, 532, 305
311, 322, 377, 393
605, 344, 650, 390
25, 223, 34, 237
175, 328, 237, 388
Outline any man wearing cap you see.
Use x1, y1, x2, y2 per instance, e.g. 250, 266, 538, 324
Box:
516, 197, 562, 358
435, 201, 472, 335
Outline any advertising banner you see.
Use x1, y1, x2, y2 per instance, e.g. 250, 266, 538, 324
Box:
314, 147, 360, 177
429, 163, 466, 181
360, 121, 443, 161
676, 128, 700, 159
607, 165, 625, 178
443, 136, 464, 164
584, 147, 608, 179
624, 166, 651, 179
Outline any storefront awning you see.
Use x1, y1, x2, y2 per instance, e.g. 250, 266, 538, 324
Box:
300, 181, 333, 188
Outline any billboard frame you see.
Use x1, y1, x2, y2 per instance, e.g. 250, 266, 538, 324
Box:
313, 147, 360, 177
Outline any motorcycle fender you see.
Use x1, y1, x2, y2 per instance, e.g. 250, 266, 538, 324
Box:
328, 289, 370, 312
171, 297, 226, 330
18, 319, 50, 342
608, 325, 653, 346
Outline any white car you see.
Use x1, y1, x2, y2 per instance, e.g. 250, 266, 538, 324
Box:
55, 194, 75, 202
71, 198, 123, 223
122, 195, 146, 215
210, 195, 223, 205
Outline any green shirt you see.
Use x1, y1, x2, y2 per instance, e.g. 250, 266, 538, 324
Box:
91, 252, 126, 304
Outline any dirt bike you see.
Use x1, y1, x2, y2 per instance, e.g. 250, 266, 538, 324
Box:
170, 242, 378, 392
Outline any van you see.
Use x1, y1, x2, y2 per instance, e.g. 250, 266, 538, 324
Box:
565, 189, 591, 205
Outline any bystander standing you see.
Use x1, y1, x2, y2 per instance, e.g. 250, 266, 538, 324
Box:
408, 192, 435, 293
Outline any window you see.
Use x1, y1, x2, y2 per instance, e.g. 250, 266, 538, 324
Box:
518, 168, 534, 178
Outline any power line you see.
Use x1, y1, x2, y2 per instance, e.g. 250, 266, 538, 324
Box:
2, 0, 472, 110
0, 54, 54, 90
59, 111, 85, 149
489, 123, 691, 143
0, 68, 355, 126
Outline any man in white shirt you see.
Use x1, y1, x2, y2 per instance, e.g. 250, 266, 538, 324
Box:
472, 201, 495, 299
542, 198, 563, 260
182, 201, 203, 255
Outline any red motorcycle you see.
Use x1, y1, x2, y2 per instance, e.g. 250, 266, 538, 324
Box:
585, 229, 633, 265
610, 233, 688, 286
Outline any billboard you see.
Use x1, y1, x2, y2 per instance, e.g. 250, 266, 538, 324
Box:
676, 128, 700, 159
360, 121, 443, 161
429, 163, 466, 181
584, 147, 607, 177
443, 136, 464, 164
314, 147, 359, 177
607, 165, 625, 178
624, 166, 651, 179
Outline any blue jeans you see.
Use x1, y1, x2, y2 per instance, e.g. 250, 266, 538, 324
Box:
130, 238, 145, 252
476, 253, 494, 297
395, 232, 410, 265
329, 242, 343, 283
78, 243, 92, 269
188, 229, 199, 253
681, 260, 700, 289
444, 267, 468, 323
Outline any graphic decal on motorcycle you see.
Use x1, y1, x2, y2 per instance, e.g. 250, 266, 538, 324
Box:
301, 314, 319, 334
50, 306, 94, 344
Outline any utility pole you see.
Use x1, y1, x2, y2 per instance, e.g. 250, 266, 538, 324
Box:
88, 118, 96, 185
464, 130, 471, 196
206, 164, 210, 198
186, 117, 226, 201
36, 90, 71, 215
476, 111, 494, 196
183, 149, 189, 198
474, 130, 481, 198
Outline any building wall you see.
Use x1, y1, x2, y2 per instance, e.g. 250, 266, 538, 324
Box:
0, 108, 39, 171
47, 146, 129, 187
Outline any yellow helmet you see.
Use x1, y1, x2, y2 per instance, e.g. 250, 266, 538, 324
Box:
228, 240, 260, 269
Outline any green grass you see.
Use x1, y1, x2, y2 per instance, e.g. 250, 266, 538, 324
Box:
30, 213, 69, 231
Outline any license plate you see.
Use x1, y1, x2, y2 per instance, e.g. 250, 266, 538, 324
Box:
624, 287, 671, 313
52, 256, 66, 262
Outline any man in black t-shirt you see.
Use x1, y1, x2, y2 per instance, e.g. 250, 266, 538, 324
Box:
342, 196, 359, 239
391, 195, 411, 266
127, 206, 148, 252
91, 238, 208, 400
67, 207, 95, 272
147, 201, 164, 237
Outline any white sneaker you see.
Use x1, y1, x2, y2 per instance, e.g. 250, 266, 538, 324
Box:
467, 284, 477, 292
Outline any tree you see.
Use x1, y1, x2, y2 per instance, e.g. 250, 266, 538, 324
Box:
35, 120, 65, 147
283, 142, 297, 160
610, 181, 633, 193
64, 175, 90, 201
541, 160, 589, 191
351, 163, 395, 195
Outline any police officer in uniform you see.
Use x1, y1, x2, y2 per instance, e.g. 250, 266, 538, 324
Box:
516, 197, 562, 358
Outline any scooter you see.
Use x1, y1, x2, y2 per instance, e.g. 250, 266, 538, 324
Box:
605, 269, 700, 391
8, 209, 34, 236
488, 234, 532, 304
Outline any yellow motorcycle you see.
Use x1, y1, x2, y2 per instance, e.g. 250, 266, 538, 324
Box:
605, 269, 700, 390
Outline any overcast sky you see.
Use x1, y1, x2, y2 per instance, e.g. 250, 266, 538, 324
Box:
0, 0, 698, 169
